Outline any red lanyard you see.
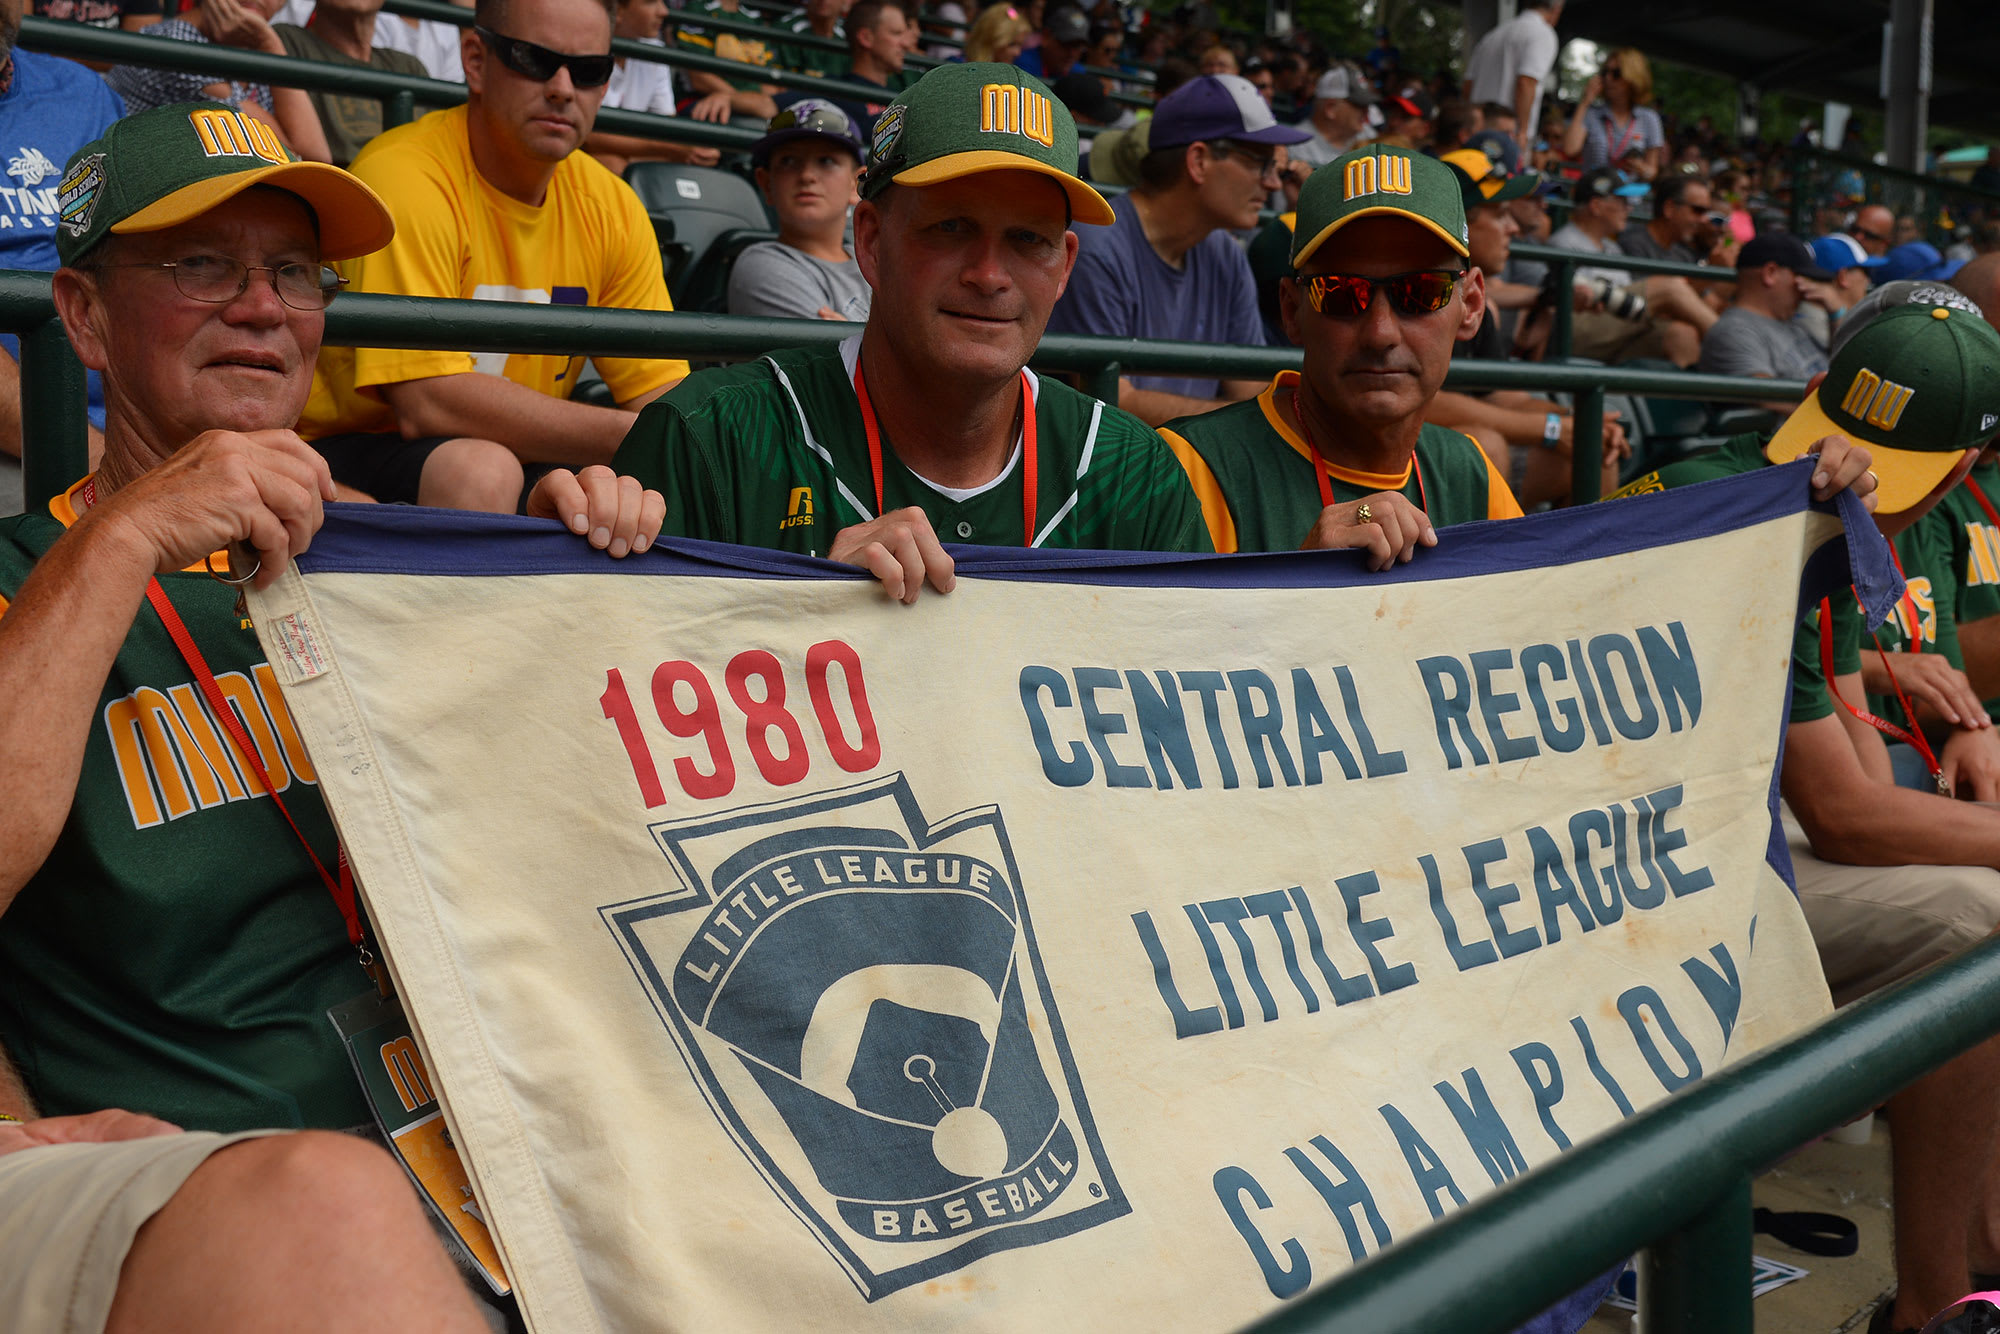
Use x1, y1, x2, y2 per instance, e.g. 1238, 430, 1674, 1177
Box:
1820, 584, 1947, 794
854, 360, 1038, 546
1968, 476, 2000, 530
142, 577, 381, 982
1292, 387, 1428, 514
1602, 107, 1643, 164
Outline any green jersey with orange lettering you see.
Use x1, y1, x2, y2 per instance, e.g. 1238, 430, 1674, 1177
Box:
0, 483, 370, 1132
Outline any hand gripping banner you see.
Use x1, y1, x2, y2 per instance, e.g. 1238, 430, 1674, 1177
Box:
247, 461, 1895, 1333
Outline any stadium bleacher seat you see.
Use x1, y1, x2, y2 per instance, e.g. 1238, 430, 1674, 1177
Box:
624, 163, 776, 311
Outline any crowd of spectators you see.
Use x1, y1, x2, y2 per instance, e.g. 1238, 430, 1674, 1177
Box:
9, 2, 2000, 1331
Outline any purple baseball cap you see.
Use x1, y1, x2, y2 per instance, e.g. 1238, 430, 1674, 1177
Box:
1149, 74, 1311, 150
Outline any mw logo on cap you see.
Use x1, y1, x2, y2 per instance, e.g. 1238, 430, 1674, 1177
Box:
1840, 367, 1915, 431
979, 83, 1055, 148
189, 108, 288, 166
1343, 154, 1413, 201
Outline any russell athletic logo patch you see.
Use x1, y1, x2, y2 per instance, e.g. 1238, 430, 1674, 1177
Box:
603, 774, 1127, 1300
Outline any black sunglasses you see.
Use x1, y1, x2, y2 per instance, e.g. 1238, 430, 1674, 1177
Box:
475, 26, 614, 88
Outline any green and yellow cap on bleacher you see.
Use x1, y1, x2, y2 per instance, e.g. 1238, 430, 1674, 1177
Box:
56, 101, 394, 267
1292, 145, 1468, 269
860, 62, 1114, 226
1766, 302, 2000, 513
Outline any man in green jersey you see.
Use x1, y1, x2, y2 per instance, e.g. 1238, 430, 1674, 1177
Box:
613, 62, 1213, 602
1161, 145, 1523, 560
0, 104, 664, 1331
1613, 304, 2000, 1334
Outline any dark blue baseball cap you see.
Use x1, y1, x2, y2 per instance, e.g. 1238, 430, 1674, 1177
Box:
751, 98, 866, 168
1148, 74, 1312, 150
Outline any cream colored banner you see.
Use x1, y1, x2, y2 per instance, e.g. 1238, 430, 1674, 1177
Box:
251, 481, 1851, 1333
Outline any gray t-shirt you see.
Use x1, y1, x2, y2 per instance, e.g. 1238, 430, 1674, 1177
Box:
727, 242, 872, 322
1548, 222, 1628, 290
1696, 305, 1829, 381
1617, 222, 1696, 265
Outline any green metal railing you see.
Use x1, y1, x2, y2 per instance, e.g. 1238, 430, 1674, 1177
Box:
4, 272, 1803, 512
1510, 241, 1735, 366
18, 17, 761, 152
1249, 931, 2000, 1334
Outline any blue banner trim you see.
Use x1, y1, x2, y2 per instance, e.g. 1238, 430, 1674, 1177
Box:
297, 459, 1888, 595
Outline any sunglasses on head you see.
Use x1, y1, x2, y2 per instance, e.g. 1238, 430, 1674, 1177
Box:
475, 25, 615, 88
767, 100, 858, 140
1297, 268, 1463, 318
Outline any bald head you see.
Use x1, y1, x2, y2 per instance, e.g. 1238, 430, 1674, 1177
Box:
1953, 253, 2000, 328
1854, 203, 1895, 257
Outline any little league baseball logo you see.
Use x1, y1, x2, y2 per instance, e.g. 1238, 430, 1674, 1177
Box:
603, 774, 1128, 1300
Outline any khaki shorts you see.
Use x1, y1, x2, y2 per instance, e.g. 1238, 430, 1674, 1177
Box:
1571, 309, 1674, 364
1783, 805, 2000, 1007
0, 1129, 270, 1334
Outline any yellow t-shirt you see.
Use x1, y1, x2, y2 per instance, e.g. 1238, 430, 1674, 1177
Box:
299, 106, 687, 440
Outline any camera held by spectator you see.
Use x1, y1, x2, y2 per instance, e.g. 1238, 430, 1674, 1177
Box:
1580, 274, 1647, 321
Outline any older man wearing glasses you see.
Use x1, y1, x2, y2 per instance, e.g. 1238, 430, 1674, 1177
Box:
1045, 73, 1308, 427
295, 0, 688, 512
0, 101, 664, 1332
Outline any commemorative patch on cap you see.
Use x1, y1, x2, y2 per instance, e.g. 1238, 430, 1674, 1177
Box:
56, 153, 105, 239
857, 62, 1113, 226
871, 101, 906, 162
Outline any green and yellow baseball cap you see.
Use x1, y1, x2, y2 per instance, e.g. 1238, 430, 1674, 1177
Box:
860, 62, 1114, 226
1439, 147, 1544, 209
1292, 145, 1468, 269
1765, 302, 2000, 513
57, 102, 394, 267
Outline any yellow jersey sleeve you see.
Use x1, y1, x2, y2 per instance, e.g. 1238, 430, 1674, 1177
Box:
588, 168, 689, 401
1160, 428, 1239, 554
1476, 438, 1526, 520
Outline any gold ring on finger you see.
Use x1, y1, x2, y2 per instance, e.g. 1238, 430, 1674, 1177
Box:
1356, 502, 1374, 524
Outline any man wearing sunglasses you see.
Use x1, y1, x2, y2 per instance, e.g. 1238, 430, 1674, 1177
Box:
1161, 146, 1522, 558
297, 0, 689, 513
1854, 203, 1897, 260
1045, 73, 1308, 427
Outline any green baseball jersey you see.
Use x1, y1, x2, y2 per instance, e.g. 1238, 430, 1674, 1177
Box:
675, 0, 781, 93
613, 339, 1213, 554
1158, 371, 1523, 553
0, 494, 371, 1132
1861, 508, 1963, 728
1943, 459, 2000, 717
769, 14, 846, 80
1613, 432, 1863, 724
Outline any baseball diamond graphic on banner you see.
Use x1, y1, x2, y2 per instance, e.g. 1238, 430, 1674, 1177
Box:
606, 776, 1126, 1297
246, 462, 1896, 1333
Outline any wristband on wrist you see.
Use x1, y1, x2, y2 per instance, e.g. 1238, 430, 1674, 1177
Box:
1539, 412, 1564, 449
